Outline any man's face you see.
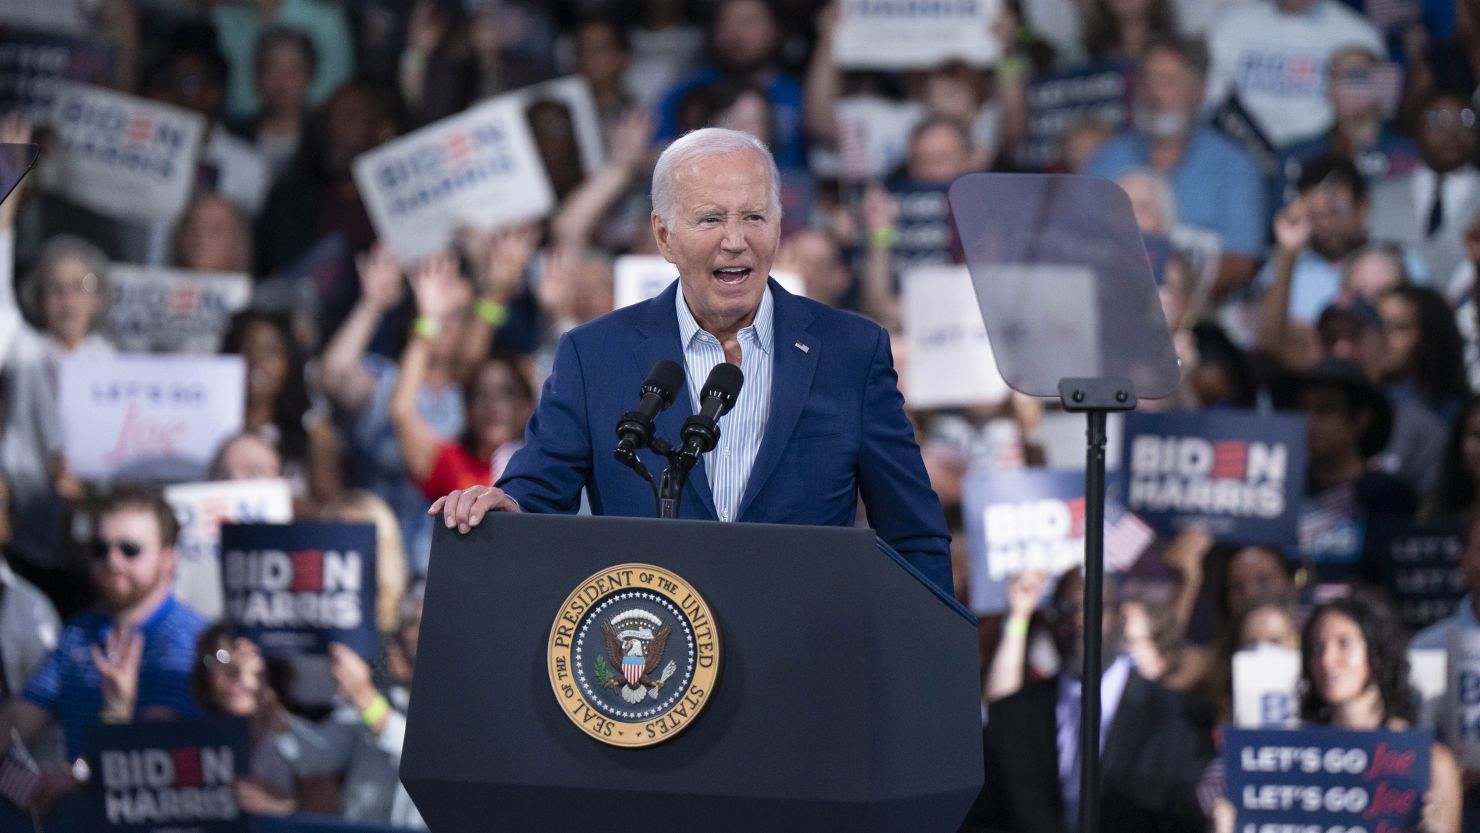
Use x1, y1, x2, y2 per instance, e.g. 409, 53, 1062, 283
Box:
1134, 48, 1203, 140
712, 0, 779, 74
907, 123, 972, 185
1305, 183, 1367, 261
91, 508, 174, 612
1418, 94, 1477, 174
652, 149, 780, 333
1049, 570, 1122, 678
257, 41, 312, 116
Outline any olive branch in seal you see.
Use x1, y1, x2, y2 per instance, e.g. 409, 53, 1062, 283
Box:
594, 655, 617, 687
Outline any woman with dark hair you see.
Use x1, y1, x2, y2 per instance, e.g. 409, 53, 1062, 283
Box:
1300, 591, 1461, 832
227, 27, 317, 182
1082, 0, 1176, 63
1426, 394, 1480, 521
190, 626, 298, 816
390, 254, 534, 503
221, 311, 341, 509
1377, 285, 1468, 425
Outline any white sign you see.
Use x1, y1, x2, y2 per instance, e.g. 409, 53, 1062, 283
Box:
106, 265, 252, 354
1409, 648, 1446, 732
0, 0, 83, 34
1447, 627, 1480, 768
613, 255, 804, 310
833, 0, 1002, 69
58, 354, 246, 483
42, 83, 206, 223
902, 265, 1010, 408
1232, 646, 1300, 728
353, 94, 555, 264
165, 479, 294, 622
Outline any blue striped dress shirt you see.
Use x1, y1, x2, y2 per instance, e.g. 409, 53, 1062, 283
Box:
675, 285, 774, 522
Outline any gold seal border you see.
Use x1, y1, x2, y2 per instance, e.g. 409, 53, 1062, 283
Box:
546, 563, 721, 748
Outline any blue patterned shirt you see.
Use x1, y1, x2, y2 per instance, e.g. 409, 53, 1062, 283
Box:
675, 285, 774, 522
23, 595, 207, 757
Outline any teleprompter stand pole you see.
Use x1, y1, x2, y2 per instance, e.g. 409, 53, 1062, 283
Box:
1057, 377, 1137, 833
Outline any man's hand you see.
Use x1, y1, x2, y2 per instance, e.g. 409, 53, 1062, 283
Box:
427, 484, 521, 533
28, 768, 80, 816
355, 243, 405, 313
1272, 198, 1312, 257
90, 628, 143, 723
1005, 570, 1048, 623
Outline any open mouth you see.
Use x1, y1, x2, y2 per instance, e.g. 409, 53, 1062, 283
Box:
713, 266, 751, 285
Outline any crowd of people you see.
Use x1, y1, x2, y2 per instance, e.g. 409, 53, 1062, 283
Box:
0, 0, 1478, 829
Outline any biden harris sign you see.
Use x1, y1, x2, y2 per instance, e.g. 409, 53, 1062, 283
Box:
1120, 410, 1306, 545
219, 522, 377, 661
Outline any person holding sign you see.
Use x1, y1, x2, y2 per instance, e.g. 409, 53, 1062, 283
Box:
432, 127, 952, 591
0, 488, 207, 813
1279, 592, 1458, 832
0, 114, 117, 594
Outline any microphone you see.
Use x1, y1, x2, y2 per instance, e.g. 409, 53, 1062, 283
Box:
614, 360, 686, 458
678, 362, 744, 464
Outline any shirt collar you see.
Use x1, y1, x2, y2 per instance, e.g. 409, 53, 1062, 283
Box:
676, 281, 775, 356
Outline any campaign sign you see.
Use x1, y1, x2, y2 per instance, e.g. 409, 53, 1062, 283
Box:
1446, 628, 1480, 769
0, 28, 114, 118
353, 94, 554, 264
1365, 519, 1466, 633
0, 1, 84, 36
164, 479, 294, 623
612, 255, 804, 310
85, 717, 249, 833
107, 266, 253, 354
43, 83, 206, 223
963, 469, 1085, 614
1121, 410, 1306, 545
58, 354, 246, 483
902, 264, 1010, 408
220, 522, 378, 660
1020, 63, 1132, 171
1223, 727, 1430, 832
833, 0, 1002, 69
1232, 646, 1300, 728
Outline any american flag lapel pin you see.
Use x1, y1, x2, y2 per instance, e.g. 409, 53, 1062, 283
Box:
794, 341, 809, 353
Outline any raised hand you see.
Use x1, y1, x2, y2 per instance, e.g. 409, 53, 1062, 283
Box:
862, 182, 898, 235
609, 108, 655, 173
91, 627, 144, 722
478, 222, 541, 303
1005, 570, 1049, 622
1272, 199, 1313, 256
327, 642, 379, 713
1162, 527, 1214, 581
0, 114, 34, 230
409, 251, 465, 320
355, 243, 405, 313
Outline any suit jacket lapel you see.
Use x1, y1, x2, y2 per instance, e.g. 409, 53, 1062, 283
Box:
737, 280, 818, 520
633, 282, 717, 520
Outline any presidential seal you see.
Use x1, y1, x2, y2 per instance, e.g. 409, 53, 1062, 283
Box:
547, 564, 720, 747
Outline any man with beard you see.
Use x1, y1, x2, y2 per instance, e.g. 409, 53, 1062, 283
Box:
1088, 35, 1266, 298
654, 0, 805, 169
0, 488, 206, 810
962, 569, 1211, 833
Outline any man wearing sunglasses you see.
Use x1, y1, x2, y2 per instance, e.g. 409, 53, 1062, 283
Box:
0, 487, 207, 813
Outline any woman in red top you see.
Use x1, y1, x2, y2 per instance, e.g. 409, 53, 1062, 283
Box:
390, 252, 535, 501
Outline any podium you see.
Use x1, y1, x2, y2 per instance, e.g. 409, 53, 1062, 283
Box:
401, 514, 983, 832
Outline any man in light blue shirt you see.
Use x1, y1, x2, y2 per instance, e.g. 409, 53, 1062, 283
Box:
1089, 35, 1267, 297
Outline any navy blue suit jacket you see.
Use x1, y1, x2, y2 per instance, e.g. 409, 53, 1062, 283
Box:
496, 278, 952, 592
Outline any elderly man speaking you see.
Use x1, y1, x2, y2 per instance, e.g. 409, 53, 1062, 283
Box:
431, 128, 952, 593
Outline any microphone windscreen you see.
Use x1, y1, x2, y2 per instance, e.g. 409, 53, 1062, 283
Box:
700, 362, 744, 410
643, 359, 686, 405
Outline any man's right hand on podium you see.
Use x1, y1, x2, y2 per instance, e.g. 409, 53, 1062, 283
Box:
428, 484, 521, 533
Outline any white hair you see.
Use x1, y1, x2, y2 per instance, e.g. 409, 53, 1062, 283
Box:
1117, 168, 1179, 235
650, 127, 782, 225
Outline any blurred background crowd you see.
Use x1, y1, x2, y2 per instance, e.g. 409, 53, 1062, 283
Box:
1, 0, 1479, 829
